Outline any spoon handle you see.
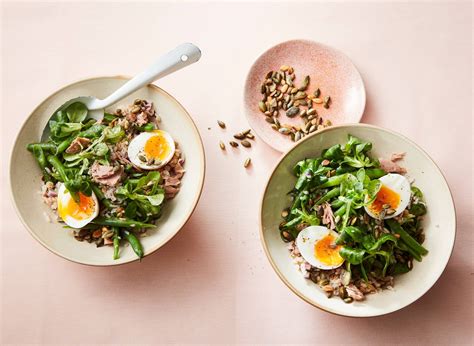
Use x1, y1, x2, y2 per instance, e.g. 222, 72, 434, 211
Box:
89, 43, 201, 110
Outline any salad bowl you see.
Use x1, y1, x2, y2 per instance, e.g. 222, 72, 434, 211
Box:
10, 76, 205, 266
260, 124, 455, 317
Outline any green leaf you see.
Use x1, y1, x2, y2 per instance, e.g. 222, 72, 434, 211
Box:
103, 125, 125, 144
125, 201, 138, 218
409, 203, 427, 216
341, 226, 365, 243
367, 234, 398, 252
323, 144, 344, 161
339, 247, 366, 264
146, 193, 165, 206
92, 142, 109, 157
65, 102, 88, 123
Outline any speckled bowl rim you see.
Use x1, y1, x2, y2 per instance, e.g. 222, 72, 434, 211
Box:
9, 75, 206, 267
259, 123, 456, 317
243, 39, 367, 152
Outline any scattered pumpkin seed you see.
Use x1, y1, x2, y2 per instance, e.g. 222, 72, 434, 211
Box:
299, 75, 310, 91
233, 133, 246, 140
244, 157, 251, 168
246, 133, 255, 140
271, 124, 279, 131
307, 108, 317, 116
313, 88, 321, 98
229, 141, 239, 148
258, 101, 267, 113
265, 116, 274, 124
138, 154, 147, 162
217, 120, 226, 129
279, 127, 291, 135
314, 98, 323, 104
280, 65, 290, 72
219, 141, 225, 150
241, 140, 251, 148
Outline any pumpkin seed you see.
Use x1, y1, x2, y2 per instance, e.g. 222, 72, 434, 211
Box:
279, 127, 291, 135
271, 124, 279, 131
229, 141, 239, 147
217, 120, 226, 129
131, 105, 141, 114
298, 100, 308, 106
273, 118, 280, 127
295, 131, 302, 142
138, 154, 147, 162
133, 99, 142, 105
234, 133, 246, 140
290, 87, 298, 94
219, 141, 225, 150
294, 91, 307, 100
299, 75, 310, 91
309, 125, 317, 133
286, 106, 299, 118
280, 65, 290, 72
280, 84, 289, 93
258, 101, 267, 113
241, 140, 251, 148
244, 157, 251, 168
246, 133, 255, 140
153, 158, 162, 166
307, 108, 317, 116
313, 88, 321, 98
265, 116, 274, 124
294, 100, 300, 107
314, 98, 323, 104
265, 71, 273, 79
344, 297, 353, 304
299, 109, 307, 117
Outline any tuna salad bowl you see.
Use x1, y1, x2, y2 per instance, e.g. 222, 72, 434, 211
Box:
260, 124, 455, 317
10, 77, 205, 266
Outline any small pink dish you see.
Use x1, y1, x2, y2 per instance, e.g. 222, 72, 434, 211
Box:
244, 39, 366, 153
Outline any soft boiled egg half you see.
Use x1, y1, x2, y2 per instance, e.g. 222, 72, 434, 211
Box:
296, 226, 345, 270
57, 183, 99, 228
365, 173, 411, 219
128, 130, 175, 170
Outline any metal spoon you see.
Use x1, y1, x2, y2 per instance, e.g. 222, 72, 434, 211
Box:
41, 43, 201, 141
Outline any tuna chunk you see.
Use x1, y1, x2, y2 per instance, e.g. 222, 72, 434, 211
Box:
346, 284, 365, 301
379, 158, 407, 174
65, 137, 91, 154
321, 202, 336, 230
89, 162, 124, 186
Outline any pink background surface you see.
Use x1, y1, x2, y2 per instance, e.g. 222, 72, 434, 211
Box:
1, 1, 472, 345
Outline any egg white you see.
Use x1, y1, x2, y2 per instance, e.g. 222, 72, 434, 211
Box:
296, 226, 344, 270
365, 173, 411, 219
57, 183, 99, 228
127, 130, 175, 170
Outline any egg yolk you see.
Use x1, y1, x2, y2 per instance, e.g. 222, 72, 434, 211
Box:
144, 133, 170, 161
369, 185, 400, 213
59, 192, 95, 220
314, 234, 344, 266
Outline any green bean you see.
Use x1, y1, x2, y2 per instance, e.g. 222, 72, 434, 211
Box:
396, 241, 422, 262
122, 230, 144, 259
91, 184, 112, 209
137, 123, 155, 132
386, 219, 428, 257
91, 217, 155, 228
320, 174, 348, 188
27, 142, 56, 153
31, 145, 53, 181
315, 187, 340, 206
331, 199, 344, 208
334, 204, 346, 217
47, 155, 68, 181
112, 227, 120, 260
57, 138, 72, 153
366, 168, 387, 179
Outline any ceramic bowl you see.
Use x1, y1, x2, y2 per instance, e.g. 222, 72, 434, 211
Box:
260, 124, 455, 317
244, 39, 366, 153
10, 76, 205, 266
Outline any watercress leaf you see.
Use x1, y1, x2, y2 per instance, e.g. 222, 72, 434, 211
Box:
339, 247, 366, 264
103, 125, 125, 144
92, 142, 109, 157
323, 144, 344, 161
145, 193, 165, 206
411, 186, 423, 198
65, 102, 88, 123
356, 168, 366, 182
409, 203, 427, 216
125, 201, 138, 218
367, 179, 381, 199
343, 226, 365, 243
367, 234, 398, 252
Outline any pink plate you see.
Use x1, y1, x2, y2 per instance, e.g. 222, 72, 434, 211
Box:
244, 39, 366, 153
